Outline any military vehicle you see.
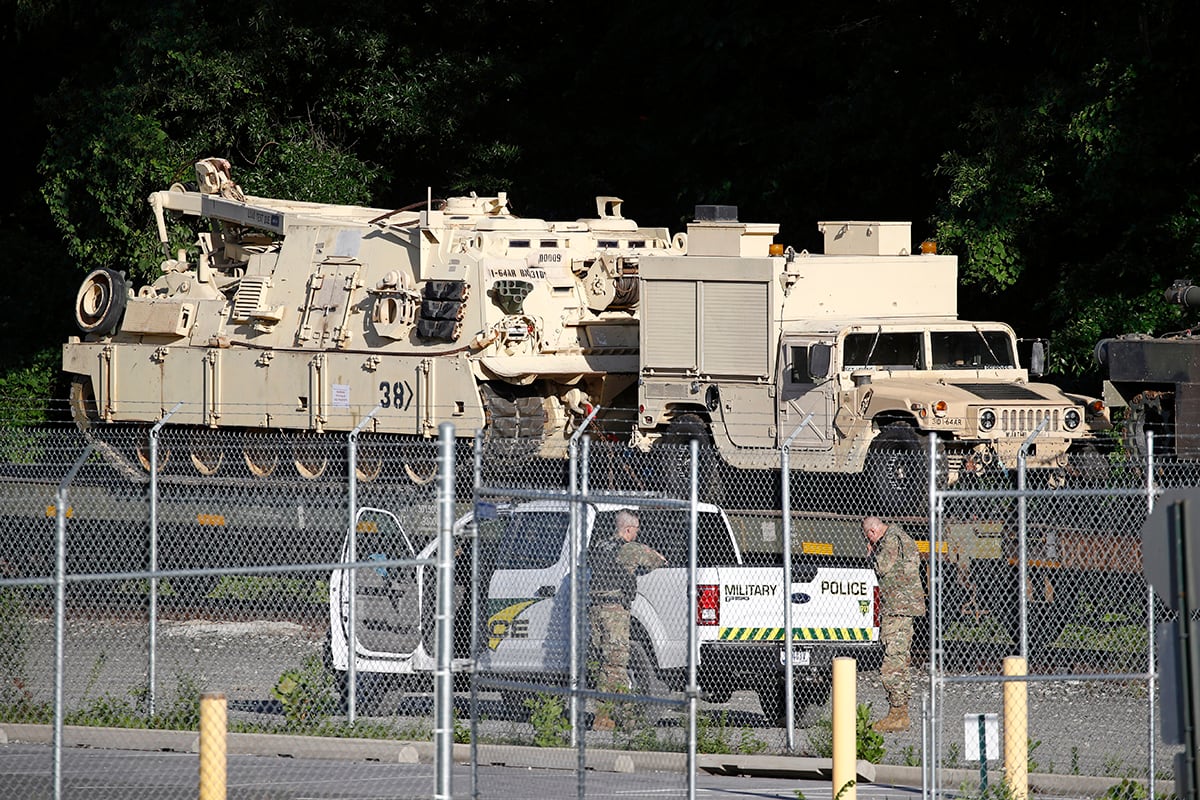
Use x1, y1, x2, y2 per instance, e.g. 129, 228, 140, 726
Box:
63, 158, 680, 481
1095, 279, 1200, 459
633, 206, 1110, 509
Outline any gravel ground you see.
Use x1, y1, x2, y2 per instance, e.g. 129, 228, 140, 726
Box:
10, 614, 1182, 785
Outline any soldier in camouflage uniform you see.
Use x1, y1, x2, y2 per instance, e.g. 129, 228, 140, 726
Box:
862, 515, 925, 733
587, 509, 667, 730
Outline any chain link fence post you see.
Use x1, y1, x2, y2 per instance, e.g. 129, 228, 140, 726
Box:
345, 406, 381, 724
780, 413, 814, 751
148, 401, 183, 718
53, 442, 94, 800
434, 421, 455, 800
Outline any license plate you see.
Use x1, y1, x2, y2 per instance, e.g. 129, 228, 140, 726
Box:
779, 647, 810, 666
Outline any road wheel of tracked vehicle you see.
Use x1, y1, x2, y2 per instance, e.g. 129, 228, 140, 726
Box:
189, 428, 225, 476
661, 413, 724, 503
69, 377, 100, 427
74, 268, 128, 335
68, 378, 143, 481
134, 431, 169, 474
401, 438, 440, 486
243, 433, 280, 478
353, 438, 384, 483
293, 433, 330, 480
866, 423, 940, 515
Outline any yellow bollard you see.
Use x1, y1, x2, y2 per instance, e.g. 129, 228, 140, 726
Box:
831, 656, 857, 800
1003, 656, 1027, 800
199, 691, 227, 800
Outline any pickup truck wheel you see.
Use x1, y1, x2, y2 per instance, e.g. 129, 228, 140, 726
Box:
628, 640, 668, 697
701, 681, 733, 704
759, 677, 832, 727
867, 423, 937, 514
323, 632, 395, 716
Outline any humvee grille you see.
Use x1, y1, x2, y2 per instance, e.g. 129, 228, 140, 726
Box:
999, 408, 1060, 433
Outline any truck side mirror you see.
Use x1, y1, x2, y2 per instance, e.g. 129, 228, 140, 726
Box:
810, 343, 832, 379
1029, 341, 1045, 377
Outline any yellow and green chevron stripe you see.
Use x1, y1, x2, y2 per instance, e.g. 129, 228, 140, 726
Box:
717, 627, 876, 642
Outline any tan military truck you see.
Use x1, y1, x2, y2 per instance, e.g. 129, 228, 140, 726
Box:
63, 158, 679, 481
633, 207, 1108, 508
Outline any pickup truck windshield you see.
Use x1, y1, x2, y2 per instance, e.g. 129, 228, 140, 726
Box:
931, 331, 1015, 369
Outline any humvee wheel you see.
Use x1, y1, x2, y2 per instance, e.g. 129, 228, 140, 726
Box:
661, 413, 724, 502
189, 429, 225, 476
866, 423, 939, 514
243, 436, 280, 477
74, 268, 128, 335
293, 433, 329, 480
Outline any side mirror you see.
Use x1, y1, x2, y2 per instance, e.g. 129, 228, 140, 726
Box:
1029, 341, 1046, 377
810, 343, 832, 379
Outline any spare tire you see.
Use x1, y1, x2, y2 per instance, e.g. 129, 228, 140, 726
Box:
74, 268, 128, 335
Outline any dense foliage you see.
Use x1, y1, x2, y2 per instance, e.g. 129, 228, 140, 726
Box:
4, 0, 1200, 409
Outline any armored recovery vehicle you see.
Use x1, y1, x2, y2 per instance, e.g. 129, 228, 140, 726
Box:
63, 158, 679, 481
1096, 279, 1200, 459
633, 206, 1110, 509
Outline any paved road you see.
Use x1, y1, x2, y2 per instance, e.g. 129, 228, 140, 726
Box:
0, 739, 922, 800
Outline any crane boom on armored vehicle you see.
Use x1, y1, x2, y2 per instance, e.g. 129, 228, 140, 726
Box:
63, 158, 680, 481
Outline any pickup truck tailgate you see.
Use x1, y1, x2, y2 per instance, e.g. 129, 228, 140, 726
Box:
712, 566, 877, 642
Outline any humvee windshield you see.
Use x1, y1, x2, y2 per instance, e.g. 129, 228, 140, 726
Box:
841, 330, 1017, 371
843, 332, 922, 370
930, 331, 1015, 369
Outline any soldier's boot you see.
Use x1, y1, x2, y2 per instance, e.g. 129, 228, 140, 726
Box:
591, 709, 615, 731
872, 705, 910, 733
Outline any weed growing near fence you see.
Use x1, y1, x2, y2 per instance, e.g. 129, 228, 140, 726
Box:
806, 702, 885, 763
696, 710, 767, 755
524, 692, 570, 747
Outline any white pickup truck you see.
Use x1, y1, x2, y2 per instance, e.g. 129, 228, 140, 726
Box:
327, 501, 881, 719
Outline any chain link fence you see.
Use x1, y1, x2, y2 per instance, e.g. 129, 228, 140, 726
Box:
0, 415, 1192, 798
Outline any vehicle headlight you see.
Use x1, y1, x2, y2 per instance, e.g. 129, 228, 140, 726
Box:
979, 409, 996, 431
1064, 408, 1081, 430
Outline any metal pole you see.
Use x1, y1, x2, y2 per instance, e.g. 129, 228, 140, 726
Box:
780, 413, 814, 751
435, 422, 456, 800
567, 405, 599, 757
54, 443, 94, 800
470, 430, 483, 800
688, 438, 699, 800
568, 437, 581, 753
346, 406, 382, 724
578, 433, 594, 800
1147, 430, 1157, 800
148, 402, 182, 718
1168, 498, 1200, 800
1016, 417, 1050, 660
927, 432, 940, 800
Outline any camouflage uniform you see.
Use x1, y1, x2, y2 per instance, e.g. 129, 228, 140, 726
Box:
873, 523, 925, 708
588, 535, 666, 693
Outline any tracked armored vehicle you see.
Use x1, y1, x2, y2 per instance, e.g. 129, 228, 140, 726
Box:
1096, 279, 1200, 458
63, 158, 679, 481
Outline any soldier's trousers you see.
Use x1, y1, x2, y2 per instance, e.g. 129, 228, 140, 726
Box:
880, 614, 915, 707
589, 603, 631, 693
